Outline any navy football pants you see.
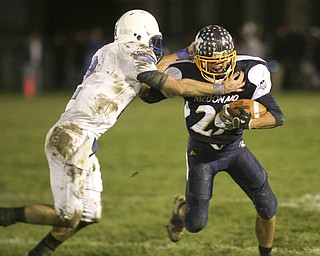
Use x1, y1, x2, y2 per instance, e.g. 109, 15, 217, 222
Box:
184, 136, 278, 233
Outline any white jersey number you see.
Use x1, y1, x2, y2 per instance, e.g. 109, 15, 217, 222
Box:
189, 105, 225, 136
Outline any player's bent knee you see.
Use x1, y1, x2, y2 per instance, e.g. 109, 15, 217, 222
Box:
185, 199, 209, 233
185, 209, 208, 233
255, 182, 278, 219
59, 210, 83, 228
185, 219, 207, 233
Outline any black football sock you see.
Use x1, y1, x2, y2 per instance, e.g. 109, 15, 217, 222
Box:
259, 245, 272, 256
0, 206, 25, 226
28, 232, 63, 256
13, 206, 26, 222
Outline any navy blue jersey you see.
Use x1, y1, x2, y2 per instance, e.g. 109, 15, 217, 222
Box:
141, 55, 284, 145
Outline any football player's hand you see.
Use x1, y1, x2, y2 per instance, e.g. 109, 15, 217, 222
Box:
139, 83, 151, 97
223, 71, 245, 94
187, 42, 195, 57
221, 105, 251, 130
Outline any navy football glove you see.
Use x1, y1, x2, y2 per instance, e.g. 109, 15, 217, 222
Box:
221, 105, 251, 130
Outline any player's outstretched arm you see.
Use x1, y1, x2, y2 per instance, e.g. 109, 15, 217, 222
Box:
137, 70, 244, 97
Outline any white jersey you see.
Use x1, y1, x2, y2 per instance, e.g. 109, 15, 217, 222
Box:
45, 40, 158, 223
58, 40, 158, 139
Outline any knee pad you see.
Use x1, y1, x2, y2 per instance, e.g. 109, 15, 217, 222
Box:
255, 181, 278, 219
81, 190, 102, 223
56, 191, 102, 226
55, 166, 86, 227
81, 158, 103, 223
57, 209, 83, 228
185, 198, 209, 233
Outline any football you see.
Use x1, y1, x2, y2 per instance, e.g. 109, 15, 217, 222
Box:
221, 99, 267, 119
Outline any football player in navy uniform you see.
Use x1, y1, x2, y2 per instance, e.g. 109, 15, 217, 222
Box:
140, 25, 285, 256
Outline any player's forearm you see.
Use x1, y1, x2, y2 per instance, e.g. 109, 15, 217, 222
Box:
249, 112, 276, 129
165, 76, 214, 96
138, 70, 213, 96
137, 70, 242, 97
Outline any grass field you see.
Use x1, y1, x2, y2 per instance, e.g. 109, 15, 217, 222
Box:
0, 90, 319, 256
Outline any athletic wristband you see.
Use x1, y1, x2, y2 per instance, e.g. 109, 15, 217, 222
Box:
213, 84, 226, 95
176, 48, 189, 60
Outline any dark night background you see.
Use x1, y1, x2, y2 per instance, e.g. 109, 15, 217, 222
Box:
1, 0, 320, 92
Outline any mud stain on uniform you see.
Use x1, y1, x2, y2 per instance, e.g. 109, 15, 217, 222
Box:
112, 83, 125, 95
132, 45, 155, 74
49, 124, 83, 160
91, 93, 120, 116
66, 164, 83, 182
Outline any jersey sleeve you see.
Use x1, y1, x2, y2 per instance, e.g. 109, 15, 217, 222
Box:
115, 42, 158, 83
256, 94, 285, 126
133, 45, 158, 74
248, 64, 272, 100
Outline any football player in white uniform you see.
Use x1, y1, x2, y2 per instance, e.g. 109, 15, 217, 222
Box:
0, 10, 244, 256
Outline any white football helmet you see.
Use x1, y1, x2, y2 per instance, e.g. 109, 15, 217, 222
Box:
114, 9, 164, 62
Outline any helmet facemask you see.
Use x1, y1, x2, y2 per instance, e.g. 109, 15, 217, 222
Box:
149, 35, 164, 62
195, 50, 236, 83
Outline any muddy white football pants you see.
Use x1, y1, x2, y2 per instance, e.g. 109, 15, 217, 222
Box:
45, 122, 103, 225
